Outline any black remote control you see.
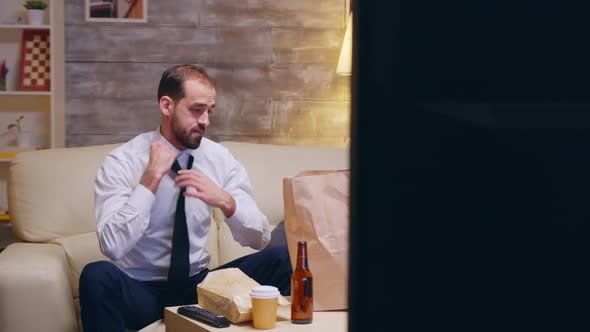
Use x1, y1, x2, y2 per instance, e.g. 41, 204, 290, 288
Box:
177, 305, 231, 328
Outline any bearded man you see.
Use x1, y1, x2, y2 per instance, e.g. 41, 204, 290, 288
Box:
79, 64, 291, 332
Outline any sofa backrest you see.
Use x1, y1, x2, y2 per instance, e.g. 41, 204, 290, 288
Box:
9, 144, 120, 242
8, 141, 349, 243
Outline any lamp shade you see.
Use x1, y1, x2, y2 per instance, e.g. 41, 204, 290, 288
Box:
336, 12, 353, 75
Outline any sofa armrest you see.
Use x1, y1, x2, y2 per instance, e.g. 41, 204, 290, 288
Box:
0, 243, 78, 332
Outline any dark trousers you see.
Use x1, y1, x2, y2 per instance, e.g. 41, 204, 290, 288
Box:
79, 245, 292, 332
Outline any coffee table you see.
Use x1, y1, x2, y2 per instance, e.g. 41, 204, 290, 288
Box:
138, 305, 347, 332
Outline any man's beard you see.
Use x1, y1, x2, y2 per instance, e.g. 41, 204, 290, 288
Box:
171, 117, 204, 150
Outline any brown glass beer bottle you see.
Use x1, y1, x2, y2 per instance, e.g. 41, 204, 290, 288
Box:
291, 241, 313, 324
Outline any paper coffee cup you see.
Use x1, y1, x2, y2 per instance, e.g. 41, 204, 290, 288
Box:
250, 285, 280, 329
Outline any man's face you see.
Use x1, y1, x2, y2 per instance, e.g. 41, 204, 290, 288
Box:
169, 80, 216, 149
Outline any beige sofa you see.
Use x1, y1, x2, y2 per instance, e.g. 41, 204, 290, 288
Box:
0, 141, 348, 332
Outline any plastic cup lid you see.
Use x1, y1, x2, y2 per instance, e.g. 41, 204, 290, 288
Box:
250, 285, 280, 299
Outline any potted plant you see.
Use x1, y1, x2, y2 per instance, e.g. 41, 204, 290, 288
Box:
23, 0, 48, 25
7, 115, 33, 148
7, 115, 24, 132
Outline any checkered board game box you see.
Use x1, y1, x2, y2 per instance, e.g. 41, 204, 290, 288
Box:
18, 29, 51, 91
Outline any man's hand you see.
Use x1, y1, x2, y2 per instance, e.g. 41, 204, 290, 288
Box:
140, 140, 177, 193
176, 169, 237, 218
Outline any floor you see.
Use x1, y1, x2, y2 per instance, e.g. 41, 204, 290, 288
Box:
0, 222, 19, 252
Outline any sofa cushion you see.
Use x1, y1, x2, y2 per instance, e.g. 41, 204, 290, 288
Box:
216, 219, 259, 266
205, 215, 219, 269
51, 232, 110, 298
52, 215, 221, 299
9, 144, 121, 242
211, 207, 252, 265
214, 208, 287, 266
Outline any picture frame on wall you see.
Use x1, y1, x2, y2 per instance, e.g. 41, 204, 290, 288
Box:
85, 0, 147, 23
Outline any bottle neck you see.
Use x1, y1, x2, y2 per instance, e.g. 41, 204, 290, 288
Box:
296, 243, 309, 270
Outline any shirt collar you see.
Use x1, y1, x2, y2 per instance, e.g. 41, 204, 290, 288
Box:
155, 127, 196, 161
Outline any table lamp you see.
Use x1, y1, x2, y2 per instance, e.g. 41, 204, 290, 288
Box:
336, 12, 353, 76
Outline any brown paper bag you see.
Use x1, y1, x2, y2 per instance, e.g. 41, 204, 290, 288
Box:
283, 170, 350, 311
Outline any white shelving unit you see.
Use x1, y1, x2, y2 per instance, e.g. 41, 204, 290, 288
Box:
0, 24, 51, 29
0, 0, 64, 150
0, 91, 51, 96
0, 0, 64, 221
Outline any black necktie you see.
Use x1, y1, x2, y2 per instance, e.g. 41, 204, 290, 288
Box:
167, 154, 194, 287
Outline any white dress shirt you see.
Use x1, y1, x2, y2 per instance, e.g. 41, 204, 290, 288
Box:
95, 130, 271, 281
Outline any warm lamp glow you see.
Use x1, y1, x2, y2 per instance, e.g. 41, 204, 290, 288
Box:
336, 13, 353, 76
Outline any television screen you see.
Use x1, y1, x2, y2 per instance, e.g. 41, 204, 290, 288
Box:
400, 2, 590, 101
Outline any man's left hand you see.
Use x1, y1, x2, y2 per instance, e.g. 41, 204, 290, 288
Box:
176, 169, 236, 218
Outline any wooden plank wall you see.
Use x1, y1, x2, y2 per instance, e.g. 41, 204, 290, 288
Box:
64, 0, 351, 148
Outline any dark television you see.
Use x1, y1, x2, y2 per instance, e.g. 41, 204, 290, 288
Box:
350, 1, 590, 331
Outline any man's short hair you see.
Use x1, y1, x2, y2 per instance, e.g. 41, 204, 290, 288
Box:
157, 64, 214, 103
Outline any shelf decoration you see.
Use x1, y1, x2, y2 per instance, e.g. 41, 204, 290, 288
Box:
0, 59, 7, 91
24, 0, 48, 25
18, 29, 50, 91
